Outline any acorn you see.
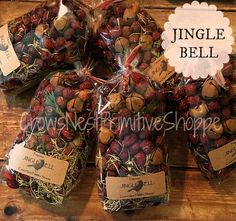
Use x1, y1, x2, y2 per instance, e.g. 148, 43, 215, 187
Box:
107, 93, 124, 112
206, 122, 224, 140
140, 34, 153, 51
126, 92, 145, 112
96, 155, 107, 170
151, 148, 163, 165
123, 1, 139, 21
99, 127, 114, 144
54, 16, 68, 31
115, 37, 129, 53
201, 79, 221, 99
223, 118, 236, 134
189, 102, 208, 118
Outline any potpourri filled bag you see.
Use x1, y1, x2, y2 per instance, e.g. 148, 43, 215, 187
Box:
1, 65, 105, 205
0, 0, 89, 94
174, 55, 236, 181
95, 66, 169, 212
92, 0, 163, 72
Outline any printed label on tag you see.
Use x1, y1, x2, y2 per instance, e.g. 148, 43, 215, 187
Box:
106, 172, 166, 200
9, 142, 69, 185
208, 139, 236, 171
0, 24, 20, 76
145, 55, 175, 85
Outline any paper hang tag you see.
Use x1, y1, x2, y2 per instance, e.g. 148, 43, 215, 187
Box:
106, 172, 166, 200
208, 139, 236, 171
145, 55, 175, 85
9, 142, 69, 186
0, 25, 20, 76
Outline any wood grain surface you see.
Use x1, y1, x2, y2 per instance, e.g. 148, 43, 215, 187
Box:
0, 1, 235, 220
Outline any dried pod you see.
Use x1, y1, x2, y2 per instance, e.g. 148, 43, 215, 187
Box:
50, 72, 63, 87
126, 92, 145, 112
223, 118, 236, 134
201, 79, 221, 99
99, 127, 114, 144
108, 93, 124, 112
189, 102, 208, 118
54, 16, 68, 31
123, 2, 139, 21
206, 122, 224, 140
140, 34, 153, 51
115, 37, 129, 53
151, 148, 163, 165
96, 155, 107, 170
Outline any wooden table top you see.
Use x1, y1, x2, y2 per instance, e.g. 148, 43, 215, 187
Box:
0, 1, 235, 220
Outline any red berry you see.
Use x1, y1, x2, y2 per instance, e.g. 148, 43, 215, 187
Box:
110, 141, 122, 155
222, 108, 231, 116
48, 127, 59, 139
140, 140, 153, 154
119, 149, 129, 162
64, 28, 75, 40
188, 133, 198, 145
3, 170, 16, 181
122, 134, 137, 147
43, 38, 54, 50
79, 81, 93, 90
185, 84, 197, 96
131, 21, 141, 32
152, 31, 161, 41
56, 96, 66, 109
61, 127, 75, 141
7, 180, 19, 189
63, 146, 73, 156
41, 134, 51, 144
129, 143, 140, 156
122, 26, 131, 37
97, 39, 107, 48
55, 37, 65, 50
63, 88, 75, 100
44, 84, 54, 93
134, 152, 146, 169
129, 34, 139, 44
53, 53, 65, 62
45, 142, 54, 151
33, 105, 44, 116
207, 101, 220, 111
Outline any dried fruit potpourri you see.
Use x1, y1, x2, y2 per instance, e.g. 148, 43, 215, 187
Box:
93, 0, 163, 72
174, 55, 236, 181
1, 66, 105, 205
0, 0, 89, 94
95, 67, 169, 212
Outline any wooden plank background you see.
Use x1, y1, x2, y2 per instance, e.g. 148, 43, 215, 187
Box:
0, 0, 235, 220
